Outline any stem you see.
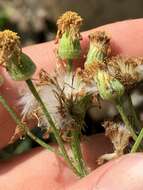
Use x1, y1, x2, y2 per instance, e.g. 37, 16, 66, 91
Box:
115, 98, 137, 141
67, 59, 88, 176
127, 94, 141, 132
118, 95, 143, 153
26, 79, 80, 176
71, 130, 88, 177
131, 128, 143, 152
0, 95, 62, 156
127, 94, 143, 152
27, 131, 62, 156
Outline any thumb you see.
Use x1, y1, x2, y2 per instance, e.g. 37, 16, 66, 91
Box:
69, 153, 143, 190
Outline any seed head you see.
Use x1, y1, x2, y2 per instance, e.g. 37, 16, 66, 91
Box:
56, 11, 83, 40
0, 29, 36, 81
107, 56, 143, 89
97, 121, 131, 165
85, 31, 111, 68
56, 11, 83, 60
0, 30, 21, 66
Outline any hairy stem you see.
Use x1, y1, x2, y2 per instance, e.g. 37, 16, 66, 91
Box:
127, 94, 141, 132
71, 130, 88, 177
115, 98, 137, 141
67, 59, 88, 176
131, 128, 143, 152
26, 79, 80, 176
127, 94, 143, 152
0, 95, 62, 156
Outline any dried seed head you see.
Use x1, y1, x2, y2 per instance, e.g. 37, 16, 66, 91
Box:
0, 30, 21, 66
83, 61, 106, 82
56, 11, 83, 40
97, 121, 131, 165
103, 121, 131, 152
85, 31, 111, 68
95, 70, 125, 101
107, 56, 143, 89
56, 11, 83, 60
0, 30, 36, 81
20, 68, 96, 130
89, 31, 110, 45
9, 124, 26, 144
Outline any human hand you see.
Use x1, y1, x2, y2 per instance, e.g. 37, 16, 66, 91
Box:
0, 19, 143, 190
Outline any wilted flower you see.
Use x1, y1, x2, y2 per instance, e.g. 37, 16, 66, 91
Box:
19, 68, 97, 130
83, 31, 111, 83
85, 31, 111, 69
0, 30, 20, 66
56, 11, 83, 60
0, 30, 36, 81
97, 121, 131, 165
107, 56, 143, 89
94, 69, 125, 101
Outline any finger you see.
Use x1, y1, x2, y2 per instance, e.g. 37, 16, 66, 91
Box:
69, 153, 143, 190
0, 18, 143, 148
23, 18, 143, 72
0, 134, 112, 190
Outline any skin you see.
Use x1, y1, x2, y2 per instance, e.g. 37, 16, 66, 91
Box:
0, 19, 143, 190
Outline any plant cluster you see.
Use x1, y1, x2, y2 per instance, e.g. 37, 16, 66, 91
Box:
0, 11, 143, 177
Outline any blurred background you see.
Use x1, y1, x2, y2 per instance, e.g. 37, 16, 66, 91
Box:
0, 0, 143, 45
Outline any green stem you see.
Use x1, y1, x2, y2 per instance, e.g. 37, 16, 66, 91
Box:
0, 95, 62, 156
127, 94, 143, 152
115, 98, 137, 141
26, 79, 80, 176
71, 130, 88, 177
127, 94, 141, 132
131, 128, 143, 152
66, 59, 88, 176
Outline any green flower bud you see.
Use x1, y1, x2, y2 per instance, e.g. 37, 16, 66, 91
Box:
6, 52, 36, 81
56, 11, 83, 60
85, 31, 111, 67
94, 70, 125, 100
58, 32, 81, 60
0, 30, 36, 81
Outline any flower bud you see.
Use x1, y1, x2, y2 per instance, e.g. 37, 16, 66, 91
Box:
58, 32, 81, 60
0, 30, 36, 81
56, 11, 83, 60
6, 52, 36, 81
85, 31, 111, 68
94, 70, 125, 100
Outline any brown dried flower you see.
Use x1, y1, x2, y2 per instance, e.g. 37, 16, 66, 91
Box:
89, 31, 110, 47
56, 11, 83, 41
0, 30, 21, 66
97, 121, 131, 165
85, 31, 111, 67
107, 56, 143, 89
84, 31, 111, 82
9, 123, 26, 144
